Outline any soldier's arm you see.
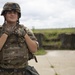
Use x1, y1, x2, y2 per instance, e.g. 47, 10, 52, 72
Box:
0, 33, 8, 50
16, 25, 39, 53
24, 34, 38, 53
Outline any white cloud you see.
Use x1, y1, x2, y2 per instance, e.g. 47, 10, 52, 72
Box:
0, 0, 75, 29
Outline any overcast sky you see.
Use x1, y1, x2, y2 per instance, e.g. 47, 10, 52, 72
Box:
0, 0, 75, 29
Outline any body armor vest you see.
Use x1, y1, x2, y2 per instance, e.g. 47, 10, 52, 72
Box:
0, 24, 38, 68
0, 27, 29, 68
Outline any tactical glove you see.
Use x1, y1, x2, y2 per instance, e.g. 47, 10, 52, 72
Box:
15, 26, 27, 37
3, 27, 13, 36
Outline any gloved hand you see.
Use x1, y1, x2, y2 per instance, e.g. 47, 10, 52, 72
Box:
15, 26, 27, 37
3, 26, 13, 36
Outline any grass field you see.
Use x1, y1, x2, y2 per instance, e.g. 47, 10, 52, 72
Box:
32, 28, 75, 34
33, 27, 75, 53
33, 27, 75, 39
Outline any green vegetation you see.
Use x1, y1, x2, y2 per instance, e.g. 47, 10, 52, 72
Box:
35, 48, 47, 55
34, 28, 75, 40
33, 27, 75, 51
32, 28, 75, 34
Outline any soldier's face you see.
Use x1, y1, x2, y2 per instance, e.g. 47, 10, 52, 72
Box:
5, 10, 18, 23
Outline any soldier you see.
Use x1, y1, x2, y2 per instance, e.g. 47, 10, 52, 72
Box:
0, 2, 39, 75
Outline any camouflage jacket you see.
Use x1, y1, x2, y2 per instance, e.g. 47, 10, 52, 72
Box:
0, 24, 38, 68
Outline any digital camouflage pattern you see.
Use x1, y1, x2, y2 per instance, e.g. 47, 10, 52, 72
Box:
0, 70, 26, 75
0, 65, 40, 75
0, 24, 38, 75
1, 2, 21, 18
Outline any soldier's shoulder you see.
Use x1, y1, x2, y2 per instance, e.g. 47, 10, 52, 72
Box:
19, 24, 33, 34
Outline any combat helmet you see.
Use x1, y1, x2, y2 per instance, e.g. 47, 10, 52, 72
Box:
1, 2, 21, 18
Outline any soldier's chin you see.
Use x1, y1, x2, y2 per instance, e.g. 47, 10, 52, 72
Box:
7, 20, 17, 24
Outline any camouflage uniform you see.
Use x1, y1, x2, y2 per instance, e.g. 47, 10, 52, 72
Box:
0, 2, 39, 75
0, 24, 37, 75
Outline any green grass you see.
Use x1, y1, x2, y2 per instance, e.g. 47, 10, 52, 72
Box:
33, 28, 75, 41
33, 28, 75, 40
35, 49, 47, 55
33, 27, 75, 50
33, 28, 75, 34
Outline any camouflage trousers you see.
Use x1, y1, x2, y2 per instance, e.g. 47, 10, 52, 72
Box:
0, 67, 26, 75
0, 71, 26, 75
0, 65, 39, 75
